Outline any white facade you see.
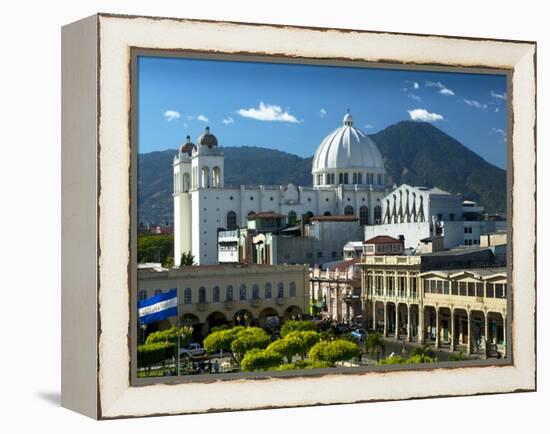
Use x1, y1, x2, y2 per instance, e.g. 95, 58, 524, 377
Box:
174, 113, 389, 265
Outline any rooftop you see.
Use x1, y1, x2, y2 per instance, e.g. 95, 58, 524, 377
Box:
248, 211, 287, 219
419, 246, 493, 257
311, 215, 359, 222
364, 235, 402, 244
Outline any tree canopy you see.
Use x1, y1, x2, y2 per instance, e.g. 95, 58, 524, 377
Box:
308, 339, 361, 365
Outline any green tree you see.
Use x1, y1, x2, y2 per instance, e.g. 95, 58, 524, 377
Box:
241, 349, 283, 372
163, 256, 174, 268
284, 331, 320, 357
137, 234, 174, 264
308, 339, 361, 365
267, 335, 304, 363
365, 332, 386, 362
411, 344, 435, 360
280, 320, 317, 337
180, 251, 196, 266
203, 326, 244, 355
137, 342, 173, 374
145, 326, 192, 352
230, 327, 271, 361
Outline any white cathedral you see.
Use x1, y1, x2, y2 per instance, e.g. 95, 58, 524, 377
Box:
173, 112, 391, 265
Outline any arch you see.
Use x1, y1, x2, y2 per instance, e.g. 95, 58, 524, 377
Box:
359, 206, 369, 225
239, 284, 247, 301
288, 210, 297, 225
259, 307, 280, 330
252, 284, 260, 300
277, 282, 284, 298
284, 305, 303, 321
374, 205, 382, 224
206, 311, 227, 332
264, 282, 272, 299
225, 285, 234, 302
212, 166, 221, 187
201, 166, 210, 188
323, 211, 332, 216
212, 286, 220, 303
289, 281, 296, 297
234, 309, 253, 326
226, 211, 237, 230
344, 205, 354, 216
182, 173, 190, 192
247, 210, 256, 219
198, 286, 206, 304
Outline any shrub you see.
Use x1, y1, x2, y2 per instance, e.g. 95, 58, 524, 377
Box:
308, 339, 361, 365
406, 354, 438, 364
137, 342, 173, 370
284, 331, 320, 355
449, 350, 466, 361
241, 349, 283, 372
145, 326, 192, 349
231, 327, 271, 360
379, 355, 407, 365
275, 360, 332, 371
280, 320, 317, 337
203, 326, 244, 354
267, 335, 304, 363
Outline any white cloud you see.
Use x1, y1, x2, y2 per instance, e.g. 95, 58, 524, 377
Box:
413, 82, 419, 89
222, 117, 234, 125
491, 127, 507, 141
425, 80, 455, 96
320, 108, 327, 118
495, 107, 500, 113
439, 88, 455, 96
364, 124, 374, 129
197, 114, 209, 122
163, 110, 181, 121
237, 101, 301, 123
408, 92, 421, 101
463, 99, 488, 109
408, 108, 444, 122
491, 91, 507, 100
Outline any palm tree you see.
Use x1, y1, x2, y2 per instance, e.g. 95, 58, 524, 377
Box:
365, 332, 385, 362
411, 344, 435, 362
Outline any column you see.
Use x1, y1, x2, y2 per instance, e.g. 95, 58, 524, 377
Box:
503, 314, 507, 357
395, 304, 399, 339
467, 310, 472, 355
383, 302, 388, 337
407, 304, 412, 342
484, 310, 489, 351
372, 301, 376, 331
450, 308, 455, 352
419, 305, 425, 344
435, 307, 440, 348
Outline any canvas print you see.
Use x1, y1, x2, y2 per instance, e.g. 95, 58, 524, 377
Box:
135, 55, 509, 379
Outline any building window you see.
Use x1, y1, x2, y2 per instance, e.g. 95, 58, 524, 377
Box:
252, 284, 260, 300
138, 290, 147, 301
265, 283, 272, 299
198, 287, 206, 303
357, 173, 362, 184
288, 211, 297, 225
377, 174, 382, 185
374, 205, 382, 224
277, 282, 284, 298
289, 281, 296, 297
184, 287, 192, 305
352, 173, 357, 184
344, 205, 354, 216
212, 286, 220, 303
343, 173, 349, 184
227, 211, 237, 230
339, 173, 344, 184
239, 284, 247, 300
331, 251, 337, 258
226, 285, 233, 301
317, 251, 323, 258
154, 289, 162, 296
359, 206, 369, 225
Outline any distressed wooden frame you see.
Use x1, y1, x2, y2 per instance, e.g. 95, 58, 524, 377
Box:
61, 13, 536, 419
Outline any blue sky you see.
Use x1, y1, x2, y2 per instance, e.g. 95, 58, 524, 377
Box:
138, 56, 508, 169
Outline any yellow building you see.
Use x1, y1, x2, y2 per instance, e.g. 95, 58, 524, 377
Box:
138, 263, 309, 341
361, 253, 507, 356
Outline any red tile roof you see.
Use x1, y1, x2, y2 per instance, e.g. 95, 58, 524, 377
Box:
364, 235, 402, 244
330, 258, 361, 271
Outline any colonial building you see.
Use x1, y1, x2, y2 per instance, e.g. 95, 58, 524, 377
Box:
173, 112, 389, 265
364, 184, 506, 251
361, 249, 507, 356
310, 258, 362, 322
138, 264, 309, 341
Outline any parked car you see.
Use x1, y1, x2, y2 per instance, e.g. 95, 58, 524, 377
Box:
350, 329, 367, 342
180, 343, 206, 357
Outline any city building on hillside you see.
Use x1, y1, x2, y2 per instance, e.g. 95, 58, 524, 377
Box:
343, 241, 364, 259
138, 264, 309, 342
364, 184, 506, 251
361, 247, 507, 356
173, 112, 389, 265
363, 235, 404, 256
218, 213, 362, 266
310, 258, 362, 322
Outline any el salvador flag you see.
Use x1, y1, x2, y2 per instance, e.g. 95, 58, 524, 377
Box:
138, 288, 178, 325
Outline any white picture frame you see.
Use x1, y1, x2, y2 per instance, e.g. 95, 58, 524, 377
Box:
61, 13, 536, 419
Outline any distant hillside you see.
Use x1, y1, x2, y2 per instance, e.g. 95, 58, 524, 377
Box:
138, 122, 506, 224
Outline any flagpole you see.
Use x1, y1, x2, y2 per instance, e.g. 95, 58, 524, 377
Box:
176, 288, 180, 377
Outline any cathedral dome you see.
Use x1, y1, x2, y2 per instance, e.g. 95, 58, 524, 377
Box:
179, 135, 197, 156
312, 112, 384, 174
197, 126, 218, 148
